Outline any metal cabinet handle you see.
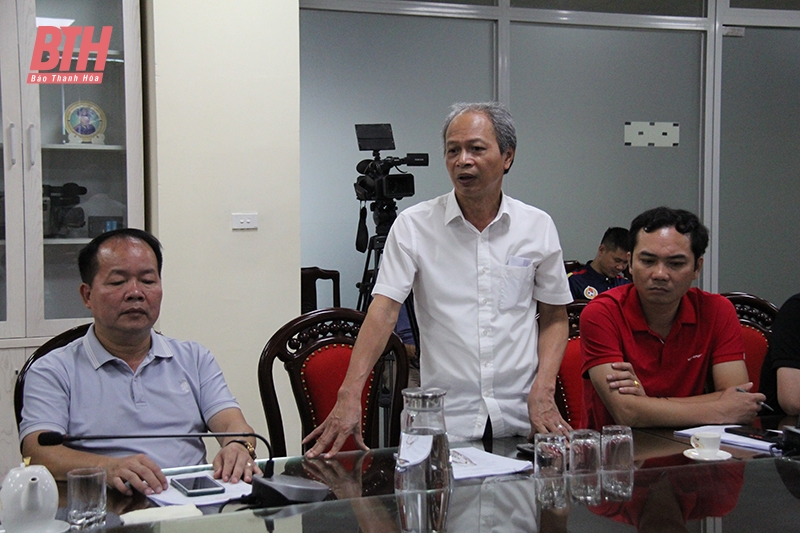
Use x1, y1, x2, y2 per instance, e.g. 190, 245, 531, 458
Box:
9, 122, 17, 166
27, 123, 36, 167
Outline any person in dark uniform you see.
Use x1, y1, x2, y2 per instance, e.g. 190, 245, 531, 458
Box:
759, 292, 800, 415
568, 227, 631, 300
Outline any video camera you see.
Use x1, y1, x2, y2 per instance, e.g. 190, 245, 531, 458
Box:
353, 123, 428, 202
43, 182, 87, 237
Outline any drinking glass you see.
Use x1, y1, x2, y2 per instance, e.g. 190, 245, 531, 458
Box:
568, 429, 601, 505
534, 433, 567, 508
601, 425, 634, 501
67, 467, 106, 529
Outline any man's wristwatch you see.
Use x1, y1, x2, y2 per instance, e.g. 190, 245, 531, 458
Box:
227, 439, 257, 460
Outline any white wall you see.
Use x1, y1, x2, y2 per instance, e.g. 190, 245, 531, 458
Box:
147, 0, 302, 456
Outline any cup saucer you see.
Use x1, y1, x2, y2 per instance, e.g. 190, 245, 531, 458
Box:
683, 448, 732, 462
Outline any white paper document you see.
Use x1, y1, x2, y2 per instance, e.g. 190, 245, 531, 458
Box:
451, 447, 533, 480
674, 425, 777, 452
148, 474, 253, 506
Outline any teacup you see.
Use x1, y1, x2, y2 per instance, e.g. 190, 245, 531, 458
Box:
690, 431, 721, 458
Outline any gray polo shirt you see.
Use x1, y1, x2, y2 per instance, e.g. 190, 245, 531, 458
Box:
20, 326, 240, 468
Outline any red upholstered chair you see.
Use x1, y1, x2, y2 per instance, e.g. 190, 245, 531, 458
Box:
739, 325, 770, 392
555, 300, 589, 427
722, 292, 779, 391
557, 336, 585, 427
722, 292, 779, 331
258, 308, 408, 457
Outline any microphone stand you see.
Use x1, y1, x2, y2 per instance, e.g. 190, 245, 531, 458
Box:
41, 432, 274, 476
39, 431, 329, 507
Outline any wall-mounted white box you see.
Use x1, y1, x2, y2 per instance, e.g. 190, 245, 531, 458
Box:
232, 213, 258, 230
624, 121, 680, 147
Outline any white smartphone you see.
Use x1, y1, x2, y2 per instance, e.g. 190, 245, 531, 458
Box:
170, 475, 225, 497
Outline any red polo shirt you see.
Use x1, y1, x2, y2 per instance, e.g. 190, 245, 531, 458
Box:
580, 285, 745, 430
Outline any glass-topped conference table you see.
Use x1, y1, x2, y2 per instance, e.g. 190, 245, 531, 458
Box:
92, 426, 800, 532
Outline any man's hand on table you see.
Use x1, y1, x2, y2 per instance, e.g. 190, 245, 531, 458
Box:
714, 383, 765, 424
213, 442, 261, 484
303, 392, 367, 459
104, 454, 168, 496
528, 383, 572, 440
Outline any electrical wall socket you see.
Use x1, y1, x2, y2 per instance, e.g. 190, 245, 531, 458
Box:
624, 121, 680, 147
232, 212, 258, 230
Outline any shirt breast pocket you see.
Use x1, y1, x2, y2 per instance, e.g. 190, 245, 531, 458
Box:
499, 264, 535, 311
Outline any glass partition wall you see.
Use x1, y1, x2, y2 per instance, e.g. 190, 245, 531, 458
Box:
717, 25, 800, 306
300, 0, 800, 310
507, 23, 702, 261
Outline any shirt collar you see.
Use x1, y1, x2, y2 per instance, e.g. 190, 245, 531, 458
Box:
83, 325, 172, 370
625, 287, 698, 333
443, 189, 510, 229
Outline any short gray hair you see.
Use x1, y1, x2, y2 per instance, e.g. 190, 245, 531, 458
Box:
441, 102, 517, 157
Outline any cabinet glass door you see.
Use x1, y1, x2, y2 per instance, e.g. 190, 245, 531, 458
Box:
1, 38, 7, 326
21, 0, 142, 336
0, 0, 27, 338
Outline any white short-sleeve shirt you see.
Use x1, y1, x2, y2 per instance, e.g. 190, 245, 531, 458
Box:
373, 190, 572, 440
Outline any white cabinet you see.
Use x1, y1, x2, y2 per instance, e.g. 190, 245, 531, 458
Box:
1, 0, 142, 339
0, 0, 142, 476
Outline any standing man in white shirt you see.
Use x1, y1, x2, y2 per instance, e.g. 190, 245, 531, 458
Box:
305, 102, 572, 458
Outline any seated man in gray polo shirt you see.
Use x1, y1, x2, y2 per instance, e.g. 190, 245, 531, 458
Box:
20, 229, 261, 496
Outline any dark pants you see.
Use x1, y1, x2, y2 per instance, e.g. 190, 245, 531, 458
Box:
482, 417, 493, 453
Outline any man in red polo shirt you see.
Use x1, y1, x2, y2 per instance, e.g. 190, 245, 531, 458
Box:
580, 206, 765, 430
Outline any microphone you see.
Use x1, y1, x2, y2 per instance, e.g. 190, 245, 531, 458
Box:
356, 153, 429, 176
38, 431, 329, 507
356, 158, 373, 175
403, 153, 429, 166
38, 431, 73, 446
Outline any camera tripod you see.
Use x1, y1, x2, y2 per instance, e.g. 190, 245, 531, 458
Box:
356, 200, 420, 447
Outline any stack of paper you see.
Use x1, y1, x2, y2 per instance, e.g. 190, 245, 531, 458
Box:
450, 447, 533, 480
674, 425, 776, 452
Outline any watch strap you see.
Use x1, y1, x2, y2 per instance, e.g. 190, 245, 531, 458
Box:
227, 439, 257, 460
